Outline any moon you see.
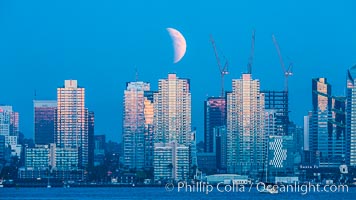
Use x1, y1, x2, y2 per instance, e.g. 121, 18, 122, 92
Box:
166, 28, 186, 64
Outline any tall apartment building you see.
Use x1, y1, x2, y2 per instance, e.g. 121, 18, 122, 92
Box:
153, 73, 191, 181
55, 80, 89, 168
123, 81, 150, 170
226, 73, 265, 177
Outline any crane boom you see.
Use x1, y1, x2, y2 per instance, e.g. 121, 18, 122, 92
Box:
272, 34, 292, 91
210, 35, 229, 97
272, 34, 286, 73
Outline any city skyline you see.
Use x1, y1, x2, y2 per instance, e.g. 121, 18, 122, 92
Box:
1, 0, 356, 142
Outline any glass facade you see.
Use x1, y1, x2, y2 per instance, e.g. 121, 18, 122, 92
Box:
34, 100, 57, 145
309, 78, 346, 167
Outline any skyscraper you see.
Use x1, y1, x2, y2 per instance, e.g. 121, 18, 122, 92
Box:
123, 81, 150, 170
204, 97, 226, 153
226, 73, 265, 177
34, 100, 57, 145
309, 78, 346, 167
154, 73, 191, 145
55, 80, 89, 168
346, 66, 356, 166
153, 73, 191, 181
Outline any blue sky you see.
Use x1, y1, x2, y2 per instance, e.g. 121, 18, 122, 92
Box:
0, 0, 356, 142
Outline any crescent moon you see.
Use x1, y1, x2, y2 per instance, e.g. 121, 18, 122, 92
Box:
166, 28, 187, 64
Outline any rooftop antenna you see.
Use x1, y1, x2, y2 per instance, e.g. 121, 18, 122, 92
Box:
135, 67, 139, 81
247, 29, 256, 74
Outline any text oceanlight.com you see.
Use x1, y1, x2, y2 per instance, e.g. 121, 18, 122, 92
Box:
165, 182, 349, 194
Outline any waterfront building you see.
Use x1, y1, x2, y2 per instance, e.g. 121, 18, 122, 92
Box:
55, 80, 90, 168
226, 73, 265, 177
25, 145, 50, 169
123, 81, 150, 170
153, 73, 192, 181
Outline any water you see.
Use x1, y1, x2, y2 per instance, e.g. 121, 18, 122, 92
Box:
1, 187, 355, 200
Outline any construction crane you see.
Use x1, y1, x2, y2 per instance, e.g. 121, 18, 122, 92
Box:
210, 35, 229, 97
272, 34, 293, 92
247, 29, 256, 74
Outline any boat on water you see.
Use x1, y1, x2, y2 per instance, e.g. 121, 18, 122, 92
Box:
258, 184, 278, 194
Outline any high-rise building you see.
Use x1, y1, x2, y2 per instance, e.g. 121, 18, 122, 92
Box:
309, 78, 346, 167
346, 66, 356, 166
262, 90, 289, 135
123, 81, 150, 170
34, 100, 57, 145
153, 73, 192, 181
153, 74, 191, 145
55, 80, 89, 168
226, 73, 265, 177
204, 97, 226, 153
144, 91, 155, 169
